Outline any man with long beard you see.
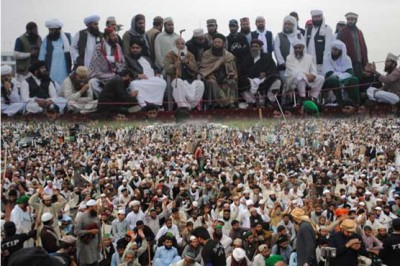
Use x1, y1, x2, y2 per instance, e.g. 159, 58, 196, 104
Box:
305, 10, 333, 74
14, 22, 42, 83
123, 14, 150, 57
154, 17, 179, 70
366, 53, 400, 105
75, 199, 102, 266
164, 38, 204, 110
38, 19, 72, 88
124, 39, 166, 108
322, 40, 360, 106
285, 39, 324, 104
239, 39, 281, 107
20, 60, 67, 114
337, 12, 368, 78
199, 34, 238, 109
239, 17, 252, 45
71, 15, 103, 68
88, 27, 125, 97
1, 65, 25, 116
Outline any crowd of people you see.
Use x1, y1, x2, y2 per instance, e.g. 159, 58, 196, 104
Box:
1, 117, 400, 266
2, 10, 400, 118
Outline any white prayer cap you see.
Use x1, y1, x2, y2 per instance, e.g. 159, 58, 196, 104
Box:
246, 199, 254, 206
292, 38, 306, 47
84, 15, 100, 26
164, 17, 173, 23
192, 201, 199, 207
45, 19, 63, 29
365, 191, 372, 195
117, 209, 125, 215
41, 212, 53, 222
100, 193, 106, 197
237, 183, 244, 189
129, 200, 140, 207
340, 195, 347, 199
345, 12, 358, 19
386, 53, 399, 62
189, 235, 197, 241
79, 204, 87, 210
283, 15, 296, 26
255, 16, 265, 21
191, 182, 198, 188
323, 189, 331, 195
375, 206, 382, 211
106, 16, 116, 23
243, 189, 251, 194
193, 28, 204, 37
86, 199, 96, 207
359, 202, 365, 206
259, 199, 265, 205
310, 10, 323, 16
1, 65, 12, 76
232, 248, 246, 261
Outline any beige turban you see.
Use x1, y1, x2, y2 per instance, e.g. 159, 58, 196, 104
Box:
291, 208, 318, 233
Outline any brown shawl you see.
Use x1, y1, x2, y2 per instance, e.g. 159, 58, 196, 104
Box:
199, 49, 237, 79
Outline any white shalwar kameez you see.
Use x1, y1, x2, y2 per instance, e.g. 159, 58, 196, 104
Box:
172, 79, 204, 109
1, 79, 25, 116
10, 205, 34, 247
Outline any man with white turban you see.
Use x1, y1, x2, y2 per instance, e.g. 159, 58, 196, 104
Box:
285, 39, 324, 102
322, 40, 360, 106
71, 15, 103, 68
39, 19, 72, 90
274, 15, 305, 79
1, 65, 25, 116
366, 53, 400, 105
306, 10, 333, 74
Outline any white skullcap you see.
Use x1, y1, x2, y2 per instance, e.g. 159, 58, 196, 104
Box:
375, 207, 382, 211
1, 65, 12, 76
86, 199, 96, 207
255, 16, 265, 21
193, 28, 204, 37
243, 189, 251, 194
232, 248, 246, 261
259, 199, 265, 205
365, 191, 372, 195
41, 212, 53, 222
345, 12, 358, 19
283, 15, 296, 26
292, 38, 306, 47
84, 15, 100, 26
191, 182, 198, 188
164, 17, 173, 23
100, 193, 106, 197
246, 199, 254, 206
45, 19, 63, 29
323, 189, 331, 195
117, 209, 125, 215
310, 10, 323, 16
340, 195, 347, 199
237, 183, 244, 189
190, 235, 197, 241
359, 202, 365, 206
386, 53, 399, 62
129, 200, 140, 207
192, 201, 199, 207
79, 204, 87, 210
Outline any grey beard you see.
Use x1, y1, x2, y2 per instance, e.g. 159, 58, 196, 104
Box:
295, 53, 303, 59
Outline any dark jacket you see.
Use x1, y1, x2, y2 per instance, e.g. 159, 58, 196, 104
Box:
296, 221, 317, 266
125, 55, 160, 79
328, 231, 367, 266
98, 78, 138, 113
251, 30, 274, 54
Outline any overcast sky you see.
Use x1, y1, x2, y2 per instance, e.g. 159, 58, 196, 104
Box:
1, 0, 399, 68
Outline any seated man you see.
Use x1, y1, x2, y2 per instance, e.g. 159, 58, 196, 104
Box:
366, 53, 400, 105
97, 69, 140, 113
164, 38, 204, 110
239, 39, 281, 107
20, 60, 67, 114
153, 235, 181, 266
199, 33, 238, 109
88, 27, 125, 97
125, 38, 166, 108
322, 40, 360, 106
60, 66, 97, 113
285, 39, 324, 103
1, 65, 25, 116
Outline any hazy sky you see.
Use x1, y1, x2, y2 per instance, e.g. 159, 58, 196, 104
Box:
1, 0, 399, 68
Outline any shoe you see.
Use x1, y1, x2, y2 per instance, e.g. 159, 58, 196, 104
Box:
128, 105, 142, 113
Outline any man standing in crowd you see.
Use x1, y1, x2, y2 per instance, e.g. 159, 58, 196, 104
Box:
71, 15, 103, 68
40, 212, 59, 253
291, 208, 318, 266
251, 16, 274, 55
337, 12, 368, 78
186, 28, 209, 64
164, 38, 205, 110
105, 16, 122, 45
274, 15, 305, 79
59, 66, 97, 113
366, 53, 400, 105
289, 11, 306, 36
239, 17, 252, 45
154, 17, 179, 70
200, 34, 238, 109
10, 195, 34, 248
75, 199, 102, 266
285, 39, 324, 103
123, 14, 150, 57
124, 39, 166, 109
226, 19, 250, 78
379, 218, 400, 266
88, 26, 125, 97
193, 226, 226, 266
322, 40, 360, 106
204, 19, 220, 48
1, 65, 25, 116
146, 16, 164, 63
20, 61, 67, 114
14, 22, 42, 83
38, 19, 72, 91
306, 10, 333, 74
